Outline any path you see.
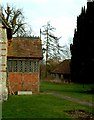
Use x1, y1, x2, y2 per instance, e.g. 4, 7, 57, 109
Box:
44, 92, 94, 107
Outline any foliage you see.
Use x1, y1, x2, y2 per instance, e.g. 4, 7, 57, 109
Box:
70, 2, 94, 83
41, 22, 63, 77
61, 43, 71, 59
41, 21, 62, 61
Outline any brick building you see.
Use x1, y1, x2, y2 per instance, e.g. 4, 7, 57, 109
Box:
7, 37, 43, 94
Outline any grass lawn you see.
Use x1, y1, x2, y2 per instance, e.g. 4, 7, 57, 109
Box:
2, 81, 94, 119
40, 81, 94, 103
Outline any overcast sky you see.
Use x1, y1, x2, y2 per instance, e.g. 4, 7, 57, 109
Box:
1, 0, 87, 45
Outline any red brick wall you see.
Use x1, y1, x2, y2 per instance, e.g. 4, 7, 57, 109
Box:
8, 72, 39, 94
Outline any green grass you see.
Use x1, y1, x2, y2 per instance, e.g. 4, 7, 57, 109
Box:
2, 81, 94, 119
2, 94, 93, 119
40, 81, 94, 103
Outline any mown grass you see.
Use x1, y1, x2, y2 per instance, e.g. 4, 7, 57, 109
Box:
2, 94, 93, 119
2, 81, 94, 119
40, 81, 94, 103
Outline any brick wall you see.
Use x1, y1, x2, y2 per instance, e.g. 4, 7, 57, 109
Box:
8, 72, 39, 94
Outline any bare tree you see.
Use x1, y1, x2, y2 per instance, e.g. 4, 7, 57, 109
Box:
0, 4, 32, 37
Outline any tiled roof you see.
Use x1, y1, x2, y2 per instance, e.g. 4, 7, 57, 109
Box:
8, 37, 43, 59
51, 59, 71, 74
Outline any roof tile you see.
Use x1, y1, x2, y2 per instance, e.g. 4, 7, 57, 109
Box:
8, 37, 43, 59
51, 59, 71, 74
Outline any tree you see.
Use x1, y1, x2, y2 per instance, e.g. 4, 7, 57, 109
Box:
61, 44, 71, 60
0, 4, 32, 37
41, 21, 62, 77
71, 2, 94, 83
16, 24, 32, 37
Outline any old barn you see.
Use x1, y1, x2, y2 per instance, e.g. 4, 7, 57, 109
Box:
51, 59, 71, 82
7, 37, 43, 94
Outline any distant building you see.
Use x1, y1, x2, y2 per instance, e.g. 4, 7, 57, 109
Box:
51, 59, 71, 81
7, 37, 43, 94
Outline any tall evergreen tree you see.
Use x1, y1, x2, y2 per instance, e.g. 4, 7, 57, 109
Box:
71, 1, 94, 83
41, 22, 62, 77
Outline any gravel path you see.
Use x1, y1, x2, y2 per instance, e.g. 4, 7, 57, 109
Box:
45, 92, 94, 107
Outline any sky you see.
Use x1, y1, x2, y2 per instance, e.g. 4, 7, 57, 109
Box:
1, 0, 87, 46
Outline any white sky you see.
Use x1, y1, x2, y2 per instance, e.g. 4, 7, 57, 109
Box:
1, 0, 87, 45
